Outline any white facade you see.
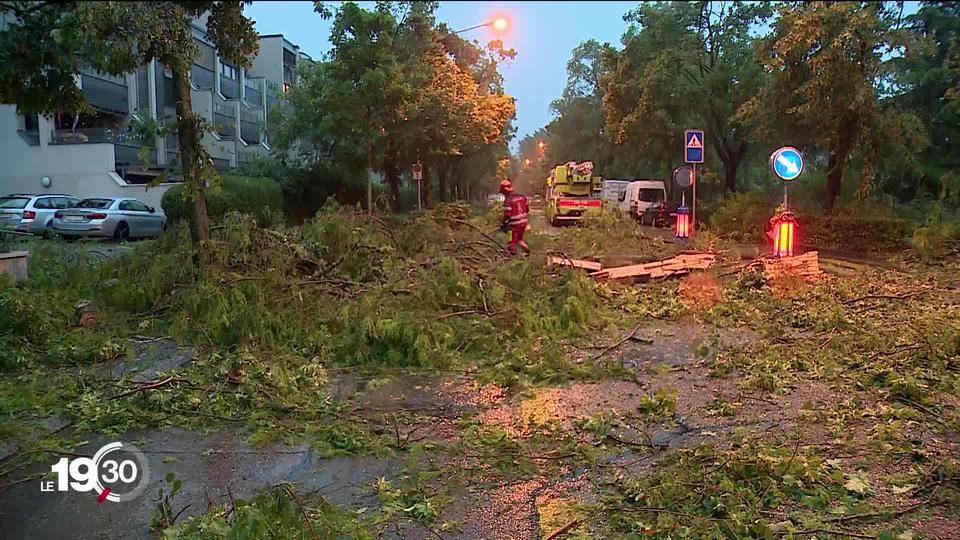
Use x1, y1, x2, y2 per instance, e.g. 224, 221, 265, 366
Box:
0, 106, 175, 208
0, 19, 300, 207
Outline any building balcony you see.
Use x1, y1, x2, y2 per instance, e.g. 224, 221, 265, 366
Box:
80, 73, 129, 115
212, 157, 231, 171
191, 64, 215, 89
240, 121, 260, 144
17, 130, 40, 146
51, 128, 122, 145
212, 102, 237, 139
220, 76, 240, 100
237, 149, 259, 165
244, 86, 263, 108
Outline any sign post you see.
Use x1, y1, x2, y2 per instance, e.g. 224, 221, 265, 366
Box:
684, 130, 704, 232
768, 146, 804, 258
412, 161, 423, 211
769, 146, 804, 206
673, 166, 694, 240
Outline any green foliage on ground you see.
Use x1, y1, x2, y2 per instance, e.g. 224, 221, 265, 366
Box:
161, 175, 284, 227
708, 192, 775, 244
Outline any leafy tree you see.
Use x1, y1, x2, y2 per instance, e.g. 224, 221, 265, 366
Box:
735, 1, 927, 213
600, 2, 702, 185
543, 40, 619, 175
274, 2, 515, 211
0, 1, 259, 241
687, 1, 773, 193
884, 1, 960, 202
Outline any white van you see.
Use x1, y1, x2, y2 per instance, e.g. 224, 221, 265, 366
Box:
601, 180, 631, 203
619, 180, 667, 218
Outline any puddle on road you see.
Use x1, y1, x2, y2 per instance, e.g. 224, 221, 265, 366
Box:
0, 427, 396, 539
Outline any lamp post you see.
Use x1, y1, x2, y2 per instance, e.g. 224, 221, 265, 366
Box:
451, 17, 508, 35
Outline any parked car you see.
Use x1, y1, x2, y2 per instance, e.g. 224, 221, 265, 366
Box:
486, 193, 505, 206
638, 200, 680, 227
0, 193, 80, 236
53, 197, 166, 240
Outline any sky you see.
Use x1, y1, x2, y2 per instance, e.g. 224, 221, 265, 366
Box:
245, 1, 636, 151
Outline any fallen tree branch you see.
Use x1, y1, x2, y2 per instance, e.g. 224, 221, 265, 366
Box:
840, 292, 923, 305
432, 217, 509, 255
543, 518, 584, 540
825, 498, 948, 524
109, 376, 177, 400
791, 528, 873, 538
590, 322, 647, 362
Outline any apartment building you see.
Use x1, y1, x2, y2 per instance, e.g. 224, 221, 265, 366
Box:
0, 14, 306, 208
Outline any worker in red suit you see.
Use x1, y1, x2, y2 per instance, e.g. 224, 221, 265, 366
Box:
499, 178, 530, 255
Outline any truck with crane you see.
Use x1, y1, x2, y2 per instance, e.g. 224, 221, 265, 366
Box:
544, 161, 604, 226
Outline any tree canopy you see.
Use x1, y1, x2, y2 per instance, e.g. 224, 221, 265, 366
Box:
271, 1, 516, 211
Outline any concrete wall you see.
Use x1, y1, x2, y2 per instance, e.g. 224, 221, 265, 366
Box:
0, 106, 174, 209
249, 37, 283, 85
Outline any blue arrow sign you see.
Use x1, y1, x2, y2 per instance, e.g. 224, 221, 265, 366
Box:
684, 130, 704, 164
770, 147, 804, 182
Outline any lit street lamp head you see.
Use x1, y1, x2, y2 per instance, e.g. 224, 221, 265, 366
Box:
492, 17, 508, 32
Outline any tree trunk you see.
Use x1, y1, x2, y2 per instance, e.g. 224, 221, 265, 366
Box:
421, 159, 432, 208
437, 157, 448, 203
171, 63, 209, 241
721, 141, 747, 193
384, 154, 400, 213
824, 150, 844, 214
366, 138, 373, 214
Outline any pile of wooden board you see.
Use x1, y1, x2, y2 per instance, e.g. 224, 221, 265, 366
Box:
738, 250, 823, 279
761, 250, 822, 279
547, 252, 716, 282
546, 255, 602, 272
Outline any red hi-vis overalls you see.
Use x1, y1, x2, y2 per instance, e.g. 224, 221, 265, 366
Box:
503, 193, 530, 255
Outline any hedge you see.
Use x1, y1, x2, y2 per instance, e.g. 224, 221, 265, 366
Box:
162, 175, 284, 226
798, 215, 911, 252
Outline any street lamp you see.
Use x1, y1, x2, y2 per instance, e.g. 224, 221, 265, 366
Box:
524, 157, 531, 167
452, 17, 508, 35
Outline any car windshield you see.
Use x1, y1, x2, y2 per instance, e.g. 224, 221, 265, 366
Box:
77, 199, 113, 209
0, 197, 30, 209
639, 189, 664, 203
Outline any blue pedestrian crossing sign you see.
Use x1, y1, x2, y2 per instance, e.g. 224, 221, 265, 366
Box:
769, 146, 804, 182
684, 130, 704, 164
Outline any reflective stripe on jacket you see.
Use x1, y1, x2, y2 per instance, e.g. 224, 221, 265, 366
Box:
503, 193, 529, 227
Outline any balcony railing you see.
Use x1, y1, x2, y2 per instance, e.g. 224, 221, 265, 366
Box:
81, 73, 129, 115
115, 143, 159, 166
240, 109, 262, 123
51, 128, 120, 144
212, 157, 231, 171
265, 80, 281, 96
191, 64, 215, 89
165, 132, 180, 151
240, 121, 260, 143
238, 149, 259, 164
244, 87, 263, 107
266, 94, 279, 113
220, 77, 240, 99
17, 130, 40, 146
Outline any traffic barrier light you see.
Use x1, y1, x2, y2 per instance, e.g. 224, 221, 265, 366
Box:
772, 212, 798, 257
675, 205, 690, 240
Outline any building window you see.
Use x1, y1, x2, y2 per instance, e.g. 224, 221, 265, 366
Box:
220, 61, 237, 80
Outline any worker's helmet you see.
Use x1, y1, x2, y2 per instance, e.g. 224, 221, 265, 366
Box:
499, 178, 514, 194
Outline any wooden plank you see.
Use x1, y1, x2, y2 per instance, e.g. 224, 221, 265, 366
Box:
591, 252, 716, 280
548, 255, 602, 272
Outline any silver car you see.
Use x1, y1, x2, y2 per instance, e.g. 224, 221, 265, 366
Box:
53, 197, 166, 240
0, 193, 80, 236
